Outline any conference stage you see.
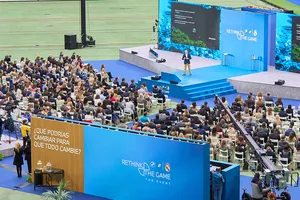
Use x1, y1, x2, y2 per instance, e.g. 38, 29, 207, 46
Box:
120, 46, 300, 100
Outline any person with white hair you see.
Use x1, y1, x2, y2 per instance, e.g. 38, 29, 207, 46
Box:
138, 85, 147, 95
137, 93, 147, 110
124, 97, 136, 118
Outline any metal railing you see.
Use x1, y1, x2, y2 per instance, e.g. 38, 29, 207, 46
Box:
40, 116, 207, 145
214, 95, 299, 190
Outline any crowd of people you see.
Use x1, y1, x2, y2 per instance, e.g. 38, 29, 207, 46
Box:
0, 52, 170, 176
1, 54, 300, 196
0, 53, 171, 129
124, 90, 300, 173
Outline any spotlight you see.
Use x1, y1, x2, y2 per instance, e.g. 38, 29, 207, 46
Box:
87, 35, 93, 41
86, 35, 95, 46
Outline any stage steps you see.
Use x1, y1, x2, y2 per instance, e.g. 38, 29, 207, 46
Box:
183, 79, 236, 100
137, 77, 236, 101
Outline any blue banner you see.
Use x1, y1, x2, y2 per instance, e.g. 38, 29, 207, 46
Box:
220, 9, 269, 71
84, 126, 210, 200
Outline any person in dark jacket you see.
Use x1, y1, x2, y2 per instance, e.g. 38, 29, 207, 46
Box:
182, 49, 192, 75
156, 89, 165, 104
13, 143, 24, 177
24, 140, 32, 174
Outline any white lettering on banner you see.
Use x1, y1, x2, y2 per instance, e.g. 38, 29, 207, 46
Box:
33, 127, 81, 155
226, 28, 258, 42
151, 85, 170, 94
121, 159, 172, 185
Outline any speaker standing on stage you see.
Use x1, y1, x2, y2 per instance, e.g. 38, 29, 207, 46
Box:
182, 50, 192, 75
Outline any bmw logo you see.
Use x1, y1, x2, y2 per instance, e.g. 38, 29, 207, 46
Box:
150, 161, 155, 168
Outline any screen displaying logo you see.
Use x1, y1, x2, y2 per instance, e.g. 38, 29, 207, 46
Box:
226, 29, 258, 42
122, 159, 171, 185
152, 84, 170, 94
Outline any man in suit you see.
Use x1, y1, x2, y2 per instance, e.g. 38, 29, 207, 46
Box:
286, 104, 294, 118
279, 107, 288, 118
156, 89, 165, 104
259, 114, 269, 126
269, 129, 280, 141
152, 85, 159, 96
182, 50, 192, 75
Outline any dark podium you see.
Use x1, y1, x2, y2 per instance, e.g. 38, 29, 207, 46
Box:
34, 168, 64, 191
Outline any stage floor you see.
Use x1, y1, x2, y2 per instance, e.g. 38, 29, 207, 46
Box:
229, 66, 300, 99
120, 45, 220, 73
142, 65, 256, 86
120, 45, 300, 100
229, 66, 300, 87
170, 65, 255, 86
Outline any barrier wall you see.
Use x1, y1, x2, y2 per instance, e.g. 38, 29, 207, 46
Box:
31, 117, 212, 199
83, 126, 210, 200
31, 117, 240, 200
210, 160, 240, 200
31, 117, 84, 192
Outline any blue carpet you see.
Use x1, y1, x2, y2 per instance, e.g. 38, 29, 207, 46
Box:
85, 60, 156, 82
0, 167, 28, 189
288, 0, 300, 6
0, 156, 28, 173
0, 158, 108, 200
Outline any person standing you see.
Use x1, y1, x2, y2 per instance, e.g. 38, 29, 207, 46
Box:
24, 139, 32, 174
20, 119, 30, 147
182, 50, 192, 75
13, 143, 24, 178
212, 167, 224, 200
